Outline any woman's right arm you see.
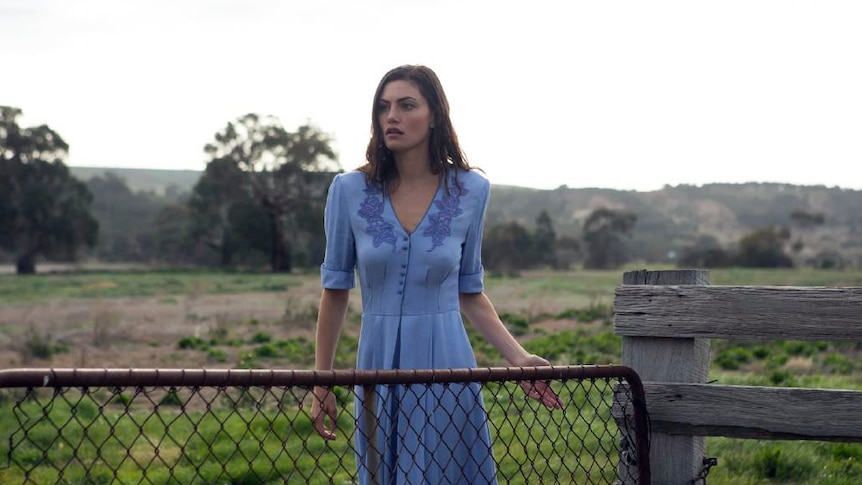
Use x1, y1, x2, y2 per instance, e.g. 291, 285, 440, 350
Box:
312, 288, 350, 440
314, 288, 350, 372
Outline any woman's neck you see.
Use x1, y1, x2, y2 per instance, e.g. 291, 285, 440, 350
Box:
392, 147, 435, 184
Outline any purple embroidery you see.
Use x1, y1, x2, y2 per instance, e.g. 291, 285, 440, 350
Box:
423, 178, 467, 251
358, 183, 396, 248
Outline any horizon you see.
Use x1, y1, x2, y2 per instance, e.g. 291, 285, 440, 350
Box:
68, 164, 862, 193
4, 1, 862, 192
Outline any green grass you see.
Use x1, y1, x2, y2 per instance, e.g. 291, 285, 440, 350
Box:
3, 266, 862, 483
0, 269, 306, 302
3, 266, 858, 303
0, 381, 623, 484
705, 439, 862, 485
709, 267, 862, 287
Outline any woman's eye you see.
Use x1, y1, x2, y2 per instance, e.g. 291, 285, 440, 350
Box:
401, 103, 414, 111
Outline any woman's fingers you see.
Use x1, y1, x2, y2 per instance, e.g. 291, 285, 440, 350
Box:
522, 380, 564, 409
312, 388, 338, 440
312, 410, 336, 440
313, 412, 337, 440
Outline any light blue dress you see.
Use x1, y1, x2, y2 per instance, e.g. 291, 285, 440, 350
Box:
320, 168, 498, 485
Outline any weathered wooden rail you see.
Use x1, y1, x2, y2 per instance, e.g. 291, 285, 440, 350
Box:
614, 269, 862, 485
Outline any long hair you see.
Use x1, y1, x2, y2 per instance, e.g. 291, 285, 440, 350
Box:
361, 65, 471, 189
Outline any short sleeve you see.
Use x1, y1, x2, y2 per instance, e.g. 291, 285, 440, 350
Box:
459, 176, 490, 293
320, 173, 356, 289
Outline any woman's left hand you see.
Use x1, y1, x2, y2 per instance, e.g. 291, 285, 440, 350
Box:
513, 354, 564, 409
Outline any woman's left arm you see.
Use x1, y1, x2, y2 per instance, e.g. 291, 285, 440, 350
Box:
460, 292, 563, 408
459, 292, 532, 366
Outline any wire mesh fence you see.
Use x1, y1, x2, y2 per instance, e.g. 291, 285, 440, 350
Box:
0, 366, 649, 485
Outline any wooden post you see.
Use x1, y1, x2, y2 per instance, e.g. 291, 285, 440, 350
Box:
619, 269, 710, 485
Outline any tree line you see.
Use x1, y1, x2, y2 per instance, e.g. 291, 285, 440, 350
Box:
3, 105, 814, 275
1, 108, 340, 274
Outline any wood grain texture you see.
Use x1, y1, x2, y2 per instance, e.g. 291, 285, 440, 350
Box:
615, 285, 862, 340
642, 382, 862, 442
619, 269, 709, 485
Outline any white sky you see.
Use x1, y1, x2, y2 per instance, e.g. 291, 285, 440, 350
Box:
2, 0, 861, 191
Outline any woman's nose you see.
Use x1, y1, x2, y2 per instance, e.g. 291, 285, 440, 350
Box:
385, 106, 399, 122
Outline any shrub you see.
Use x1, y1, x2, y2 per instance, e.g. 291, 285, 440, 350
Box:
21, 326, 67, 362
111, 393, 133, 406
159, 389, 182, 407
751, 346, 770, 359
768, 370, 797, 387
207, 348, 228, 363
752, 446, 815, 480
251, 332, 272, 344
236, 352, 259, 369
714, 347, 752, 370
499, 312, 529, 336
554, 302, 612, 322
822, 353, 854, 374
254, 343, 278, 358
783, 341, 828, 357
177, 336, 209, 351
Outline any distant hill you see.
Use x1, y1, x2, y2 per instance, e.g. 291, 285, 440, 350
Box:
487, 183, 862, 266
68, 167, 862, 267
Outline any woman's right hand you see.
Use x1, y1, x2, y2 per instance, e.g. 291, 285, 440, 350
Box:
311, 385, 339, 440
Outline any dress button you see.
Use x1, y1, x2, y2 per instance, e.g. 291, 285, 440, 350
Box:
403, 237, 408, 241
397, 290, 403, 295
402, 246, 408, 250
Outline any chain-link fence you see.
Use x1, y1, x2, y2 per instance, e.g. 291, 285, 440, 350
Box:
0, 366, 649, 484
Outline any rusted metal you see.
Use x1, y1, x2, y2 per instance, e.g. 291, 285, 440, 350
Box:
0, 365, 651, 484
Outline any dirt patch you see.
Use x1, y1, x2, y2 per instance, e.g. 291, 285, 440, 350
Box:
0, 282, 338, 369
0, 276, 594, 370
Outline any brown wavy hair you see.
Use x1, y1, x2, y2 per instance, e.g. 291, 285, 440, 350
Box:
361, 65, 471, 189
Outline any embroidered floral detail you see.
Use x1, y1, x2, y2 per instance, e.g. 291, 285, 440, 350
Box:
358, 183, 397, 248
423, 178, 468, 251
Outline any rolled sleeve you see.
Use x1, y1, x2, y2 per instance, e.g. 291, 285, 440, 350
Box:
320, 173, 356, 289
458, 268, 485, 294
459, 176, 490, 294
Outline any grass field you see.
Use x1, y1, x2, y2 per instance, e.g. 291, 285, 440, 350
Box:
2, 265, 862, 483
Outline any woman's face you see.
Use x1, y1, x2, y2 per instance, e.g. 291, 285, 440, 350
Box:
377, 80, 434, 155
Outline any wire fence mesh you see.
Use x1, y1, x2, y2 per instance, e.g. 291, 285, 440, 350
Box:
0, 366, 649, 485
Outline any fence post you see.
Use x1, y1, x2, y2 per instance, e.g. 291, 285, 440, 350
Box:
619, 269, 710, 485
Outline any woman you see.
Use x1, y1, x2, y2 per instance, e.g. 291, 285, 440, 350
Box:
312, 64, 561, 484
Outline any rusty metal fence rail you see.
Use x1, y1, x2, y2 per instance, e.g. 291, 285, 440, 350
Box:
0, 365, 650, 485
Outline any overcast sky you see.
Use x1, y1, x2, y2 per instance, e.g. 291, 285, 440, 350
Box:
2, 0, 861, 191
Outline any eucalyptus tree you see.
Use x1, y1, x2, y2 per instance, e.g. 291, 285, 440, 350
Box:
0, 106, 98, 274
582, 207, 637, 269
193, 114, 339, 271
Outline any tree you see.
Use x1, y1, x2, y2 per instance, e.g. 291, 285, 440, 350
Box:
788, 209, 826, 262
532, 210, 557, 268
482, 221, 533, 271
196, 114, 339, 272
554, 235, 582, 270
188, 158, 254, 267
737, 225, 793, 268
677, 235, 732, 268
582, 208, 637, 269
0, 106, 98, 274
789, 210, 825, 228
150, 204, 196, 265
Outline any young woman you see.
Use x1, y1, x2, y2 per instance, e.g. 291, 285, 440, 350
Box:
312, 64, 561, 484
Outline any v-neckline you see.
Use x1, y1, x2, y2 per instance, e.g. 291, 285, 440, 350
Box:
385, 180, 442, 236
